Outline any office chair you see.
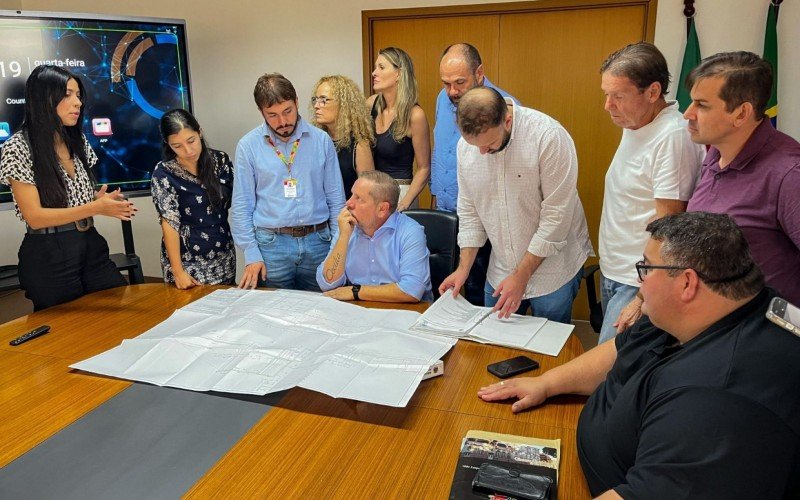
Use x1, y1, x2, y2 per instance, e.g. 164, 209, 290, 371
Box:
403, 209, 458, 300
0, 265, 20, 293
111, 220, 145, 284
583, 264, 603, 333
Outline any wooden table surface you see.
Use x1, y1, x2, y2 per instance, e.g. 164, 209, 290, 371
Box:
0, 284, 591, 498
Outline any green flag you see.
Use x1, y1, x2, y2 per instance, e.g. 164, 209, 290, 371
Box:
763, 2, 779, 125
677, 18, 701, 112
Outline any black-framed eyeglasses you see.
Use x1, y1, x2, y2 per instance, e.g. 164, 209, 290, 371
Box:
311, 96, 336, 106
635, 261, 687, 281
635, 260, 753, 283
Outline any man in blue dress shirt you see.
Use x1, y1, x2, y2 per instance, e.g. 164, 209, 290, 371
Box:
431, 43, 517, 306
431, 43, 517, 212
317, 171, 432, 303
232, 73, 345, 291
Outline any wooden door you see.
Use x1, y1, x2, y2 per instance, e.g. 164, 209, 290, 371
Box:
364, 1, 657, 320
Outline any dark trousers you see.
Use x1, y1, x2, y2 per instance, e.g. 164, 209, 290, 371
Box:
18, 227, 127, 311
463, 240, 492, 306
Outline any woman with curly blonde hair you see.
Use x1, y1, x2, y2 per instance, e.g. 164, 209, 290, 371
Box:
367, 47, 431, 211
310, 75, 374, 199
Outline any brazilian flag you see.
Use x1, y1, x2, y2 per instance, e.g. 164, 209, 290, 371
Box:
677, 17, 701, 112
763, 2, 779, 126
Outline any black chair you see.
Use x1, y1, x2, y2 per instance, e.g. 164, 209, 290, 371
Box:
110, 253, 144, 284
583, 264, 603, 333
0, 265, 20, 293
113, 220, 145, 284
403, 209, 458, 300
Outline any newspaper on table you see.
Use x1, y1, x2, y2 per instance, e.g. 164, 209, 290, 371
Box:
71, 289, 455, 407
411, 292, 574, 356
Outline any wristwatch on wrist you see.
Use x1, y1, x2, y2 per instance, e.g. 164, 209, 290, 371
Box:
351, 284, 361, 301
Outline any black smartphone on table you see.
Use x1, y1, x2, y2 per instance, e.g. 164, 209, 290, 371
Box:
487, 355, 539, 379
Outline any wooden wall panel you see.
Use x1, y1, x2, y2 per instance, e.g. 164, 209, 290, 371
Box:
364, 1, 657, 321
370, 16, 502, 207
498, 6, 647, 261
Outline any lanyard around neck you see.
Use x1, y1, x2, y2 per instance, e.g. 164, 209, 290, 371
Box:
266, 136, 300, 175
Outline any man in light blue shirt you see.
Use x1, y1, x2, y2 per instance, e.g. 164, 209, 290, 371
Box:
431, 43, 517, 306
317, 171, 432, 303
232, 73, 345, 291
431, 43, 517, 212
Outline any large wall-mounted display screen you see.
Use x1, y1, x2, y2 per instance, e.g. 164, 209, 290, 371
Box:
0, 11, 192, 205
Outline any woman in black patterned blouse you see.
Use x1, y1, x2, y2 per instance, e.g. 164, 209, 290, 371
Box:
151, 109, 235, 289
0, 65, 133, 311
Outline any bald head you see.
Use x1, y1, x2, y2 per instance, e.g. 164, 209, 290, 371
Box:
457, 87, 507, 137
440, 43, 485, 105
441, 43, 482, 72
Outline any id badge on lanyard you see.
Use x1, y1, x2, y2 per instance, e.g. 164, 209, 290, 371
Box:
283, 178, 298, 198
267, 136, 301, 199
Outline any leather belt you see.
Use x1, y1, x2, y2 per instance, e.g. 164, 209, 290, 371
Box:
273, 222, 328, 237
26, 217, 94, 234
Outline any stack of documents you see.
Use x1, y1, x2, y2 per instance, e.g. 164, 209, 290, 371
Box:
411, 291, 489, 338
411, 293, 574, 356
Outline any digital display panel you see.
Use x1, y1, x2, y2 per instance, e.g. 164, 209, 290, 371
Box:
0, 11, 192, 204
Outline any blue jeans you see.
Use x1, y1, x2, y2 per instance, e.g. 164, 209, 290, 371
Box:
599, 275, 640, 344
255, 226, 332, 291
484, 269, 582, 324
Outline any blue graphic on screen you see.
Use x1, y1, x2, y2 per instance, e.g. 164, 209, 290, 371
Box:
0, 14, 192, 204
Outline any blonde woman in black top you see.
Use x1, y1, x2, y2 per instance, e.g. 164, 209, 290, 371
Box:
367, 47, 431, 211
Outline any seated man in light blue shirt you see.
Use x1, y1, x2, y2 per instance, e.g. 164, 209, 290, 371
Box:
317, 170, 432, 303
232, 73, 345, 291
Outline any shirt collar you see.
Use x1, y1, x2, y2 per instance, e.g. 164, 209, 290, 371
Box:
506, 97, 518, 144
707, 119, 774, 173
356, 211, 400, 239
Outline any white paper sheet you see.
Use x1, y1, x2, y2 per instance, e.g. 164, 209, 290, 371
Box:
71, 289, 454, 407
409, 293, 574, 356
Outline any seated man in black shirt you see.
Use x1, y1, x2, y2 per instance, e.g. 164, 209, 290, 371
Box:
479, 211, 800, 499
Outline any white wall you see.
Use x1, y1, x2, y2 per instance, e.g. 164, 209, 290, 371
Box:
2, 0, 798, 279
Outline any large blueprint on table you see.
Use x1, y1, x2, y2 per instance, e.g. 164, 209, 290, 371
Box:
72, 289, 455, 407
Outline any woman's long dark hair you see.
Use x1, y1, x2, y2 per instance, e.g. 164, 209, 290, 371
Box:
22, 65, 93, 208
159, 108, 226, 208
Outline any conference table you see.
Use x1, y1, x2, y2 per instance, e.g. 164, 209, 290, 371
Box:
0, 284, 590, 498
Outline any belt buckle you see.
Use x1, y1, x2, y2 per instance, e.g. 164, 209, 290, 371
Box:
291, 226, 305, 237
75, 218, 91, 232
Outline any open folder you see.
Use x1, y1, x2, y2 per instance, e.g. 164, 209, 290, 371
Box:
411, 293, 574, 357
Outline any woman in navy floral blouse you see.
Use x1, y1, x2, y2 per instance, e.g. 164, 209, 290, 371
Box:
151, 109, 235, 288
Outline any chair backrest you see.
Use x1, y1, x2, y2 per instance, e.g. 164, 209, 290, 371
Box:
403, 209, 458, 299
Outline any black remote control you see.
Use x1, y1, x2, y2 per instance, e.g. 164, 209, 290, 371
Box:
9, 325, 51, 346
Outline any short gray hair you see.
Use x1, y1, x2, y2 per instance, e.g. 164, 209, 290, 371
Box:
359, 170, 400, 212
600, 42, 670, 96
